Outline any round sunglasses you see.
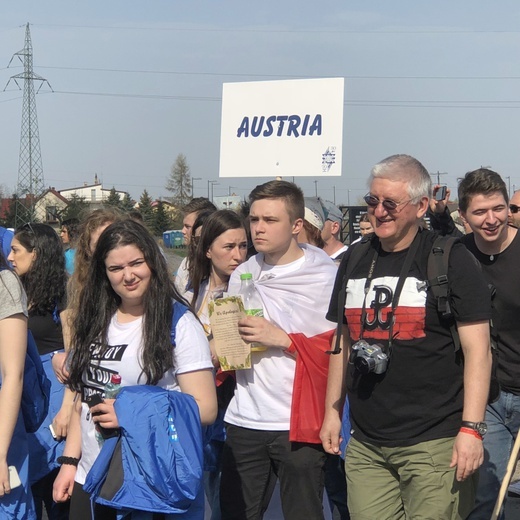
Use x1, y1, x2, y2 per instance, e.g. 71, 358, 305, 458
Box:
364, 194, 412, 212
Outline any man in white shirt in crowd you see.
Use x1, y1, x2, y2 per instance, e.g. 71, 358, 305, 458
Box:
320, 200, 348, 264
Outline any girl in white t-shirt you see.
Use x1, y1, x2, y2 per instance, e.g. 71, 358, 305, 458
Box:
53, 219, 217, 520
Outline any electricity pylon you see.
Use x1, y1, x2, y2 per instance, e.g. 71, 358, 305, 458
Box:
5, 23, 52, 225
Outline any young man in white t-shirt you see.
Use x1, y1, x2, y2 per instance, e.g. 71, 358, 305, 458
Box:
221, 180, 337, 520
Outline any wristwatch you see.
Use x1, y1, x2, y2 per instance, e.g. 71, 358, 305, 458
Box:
461, 421, 488, 437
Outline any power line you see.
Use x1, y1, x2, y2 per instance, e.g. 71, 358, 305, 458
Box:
38, 65, 302, 78
30, 23, 520, 34
5, 88, 520, 108
53, 90, 220, 101
47, 91, 520, 108
0, 95, 22, 103
347, 102, 520, 108
349, 99, 520, 104
33, 65, 520, 81
5, 87, 520, 108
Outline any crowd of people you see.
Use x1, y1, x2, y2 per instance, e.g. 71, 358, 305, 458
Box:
0, 157, 519, 519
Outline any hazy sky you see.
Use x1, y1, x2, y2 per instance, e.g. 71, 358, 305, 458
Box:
1, 1, 520, 205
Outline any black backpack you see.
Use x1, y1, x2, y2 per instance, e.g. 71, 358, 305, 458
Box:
330, 233, 499, 403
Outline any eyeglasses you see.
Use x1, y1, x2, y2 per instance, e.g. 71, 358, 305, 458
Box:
364, 194, 412, 212
510, 204, 520, 214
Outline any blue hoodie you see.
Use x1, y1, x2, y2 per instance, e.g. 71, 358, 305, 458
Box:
84, 385, 204, 519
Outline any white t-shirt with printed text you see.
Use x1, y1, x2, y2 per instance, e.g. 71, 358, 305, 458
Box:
76, 309, 212, 484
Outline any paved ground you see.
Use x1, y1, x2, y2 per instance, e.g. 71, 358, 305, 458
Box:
204, 481, 333, 519
163, 245, 184, 275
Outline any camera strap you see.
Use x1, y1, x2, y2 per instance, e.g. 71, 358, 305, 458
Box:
327, 234, 375, 354
359, 231, 422, 351
359, 246, 380, 341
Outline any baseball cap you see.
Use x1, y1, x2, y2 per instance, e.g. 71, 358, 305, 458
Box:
304, 197, 325, 230
320, 199, 343, 223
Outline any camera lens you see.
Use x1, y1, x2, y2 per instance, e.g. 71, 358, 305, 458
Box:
354, 357, 375, 375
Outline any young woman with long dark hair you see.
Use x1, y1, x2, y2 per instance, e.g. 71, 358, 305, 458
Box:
53, 219, 217, 519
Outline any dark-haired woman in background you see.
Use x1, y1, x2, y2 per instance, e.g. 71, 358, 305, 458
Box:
182, 209, 216, 304
191, 209, 248, 322
8, 223, 71, 520
53, 219, 217, 519
51, 208, 123, 385
190, 209, 248, 520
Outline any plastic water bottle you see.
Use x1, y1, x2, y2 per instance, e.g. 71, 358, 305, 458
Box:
95, 374, 122, 446
104, 373, 122, 399
239, 273, 267, 352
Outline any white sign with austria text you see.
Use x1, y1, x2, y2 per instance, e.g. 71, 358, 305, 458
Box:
219, 78, 344, 178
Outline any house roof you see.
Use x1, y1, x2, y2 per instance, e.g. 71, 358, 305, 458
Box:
151, 199, 175, 208
60, 184, 126, 195
36, 188, 69, 205
60, 182, 101, 191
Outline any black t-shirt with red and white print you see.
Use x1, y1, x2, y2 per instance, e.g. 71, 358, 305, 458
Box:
327, 228, 491, 448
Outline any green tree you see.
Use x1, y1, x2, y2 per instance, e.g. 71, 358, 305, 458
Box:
120, 192, 135, 213
3, 195, 34, 227
59, 194, 89, 222
152, 200, 172, 235
139, 189, 154, 228
166, 153, 191, 207
105, 187, 122, 209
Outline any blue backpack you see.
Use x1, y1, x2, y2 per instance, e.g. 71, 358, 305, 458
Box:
0, 265, 51, 434
0, 226, 14, 261
22, 330, 51, 433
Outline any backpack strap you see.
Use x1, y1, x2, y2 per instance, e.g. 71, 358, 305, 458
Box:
425, 235, 461, 351
170, 301, 189, 347
328, 234, 377, 355
0, 267, 51, 432
0, 227, 6, 250
22, 330, 51, 432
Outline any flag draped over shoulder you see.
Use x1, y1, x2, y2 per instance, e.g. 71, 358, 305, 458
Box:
229, 244, 337, 443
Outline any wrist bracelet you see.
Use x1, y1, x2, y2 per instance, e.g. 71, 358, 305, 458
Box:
57, 456, 80, 467
459, 427, 483, 440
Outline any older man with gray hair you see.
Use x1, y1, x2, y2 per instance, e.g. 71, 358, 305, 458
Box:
321, 154, 492, 520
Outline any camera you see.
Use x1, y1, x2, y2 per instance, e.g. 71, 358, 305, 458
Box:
350, 340, 388, 375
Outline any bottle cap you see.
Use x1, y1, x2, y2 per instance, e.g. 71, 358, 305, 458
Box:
240, 273, 253, 280
111, 374, 122, 384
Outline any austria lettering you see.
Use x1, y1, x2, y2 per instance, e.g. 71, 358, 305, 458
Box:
237, 114, 322, 138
